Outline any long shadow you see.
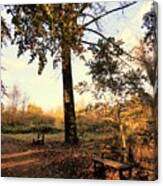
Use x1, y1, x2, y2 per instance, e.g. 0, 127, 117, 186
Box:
1, 158, 41, 169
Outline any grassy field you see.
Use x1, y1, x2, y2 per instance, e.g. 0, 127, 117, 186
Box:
2, 133, 64, 145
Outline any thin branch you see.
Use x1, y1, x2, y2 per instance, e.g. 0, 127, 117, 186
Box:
80, 13, 95, 19
81, 40, 98, 46
79, 3, 89, 14
84, 1, 137, 27
80, 13, 101, 30
85, 28, 107, 40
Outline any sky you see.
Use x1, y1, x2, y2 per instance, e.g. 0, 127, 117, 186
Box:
1, 0, 152, 111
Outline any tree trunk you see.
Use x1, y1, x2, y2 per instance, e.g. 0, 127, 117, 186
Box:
117, 104, 127, 162
153, 19, 158, 179
61, 41, 78, 145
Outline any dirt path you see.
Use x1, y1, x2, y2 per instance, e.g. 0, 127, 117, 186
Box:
2, 149, 47, 160
1, 148, 50, 169
2, 159, 40, 169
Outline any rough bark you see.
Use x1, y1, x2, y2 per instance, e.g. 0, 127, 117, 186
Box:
61, 41, 78, 145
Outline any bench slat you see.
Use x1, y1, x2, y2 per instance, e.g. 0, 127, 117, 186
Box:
93, 157, 133, 170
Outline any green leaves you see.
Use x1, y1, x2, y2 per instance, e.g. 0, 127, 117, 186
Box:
3, 4, 90, 74
85, 37, 149, 100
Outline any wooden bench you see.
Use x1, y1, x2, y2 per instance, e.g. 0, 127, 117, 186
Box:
93, 157, 134, 179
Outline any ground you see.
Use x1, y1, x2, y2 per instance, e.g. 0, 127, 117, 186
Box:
1, 131, 156, 180
1, 133, 96, 178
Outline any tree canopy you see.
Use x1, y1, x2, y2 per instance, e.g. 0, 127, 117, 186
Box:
75, 2, 157, 105
2, 2, 136, 74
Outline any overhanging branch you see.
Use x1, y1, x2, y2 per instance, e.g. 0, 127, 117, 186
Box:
84, 1, 137, 27
79, 3, 89, 14
84, 28, 148, 64
85, 28, 107, 40
81, 40, 98, 46
80, 13, 101, 30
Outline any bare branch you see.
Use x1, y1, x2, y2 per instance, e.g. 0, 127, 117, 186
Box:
85, 28, 107, 40
81, 40, 98, 46
78, 3, 89, 14
84, 1, 137, 27
81, 13, 95, 19
80, 13, 101, 30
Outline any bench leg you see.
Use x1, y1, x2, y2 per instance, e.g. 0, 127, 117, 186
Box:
94, 162, 106, 179
119, 170, 123, 180
119, 169, 132, 180
129, 168, 132, 179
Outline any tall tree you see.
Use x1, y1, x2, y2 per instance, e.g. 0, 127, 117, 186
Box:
2, 2, 136, 144
141, 2, 158, 179
130, 4, 158, 178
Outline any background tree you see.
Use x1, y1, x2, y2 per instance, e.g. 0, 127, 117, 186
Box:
1, 85, 29, 125
26, 104, 55, 133
27, 103, 43, 125
7, 85, 21, 125
2, 2, 136, 144
20, 94, 29, 123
